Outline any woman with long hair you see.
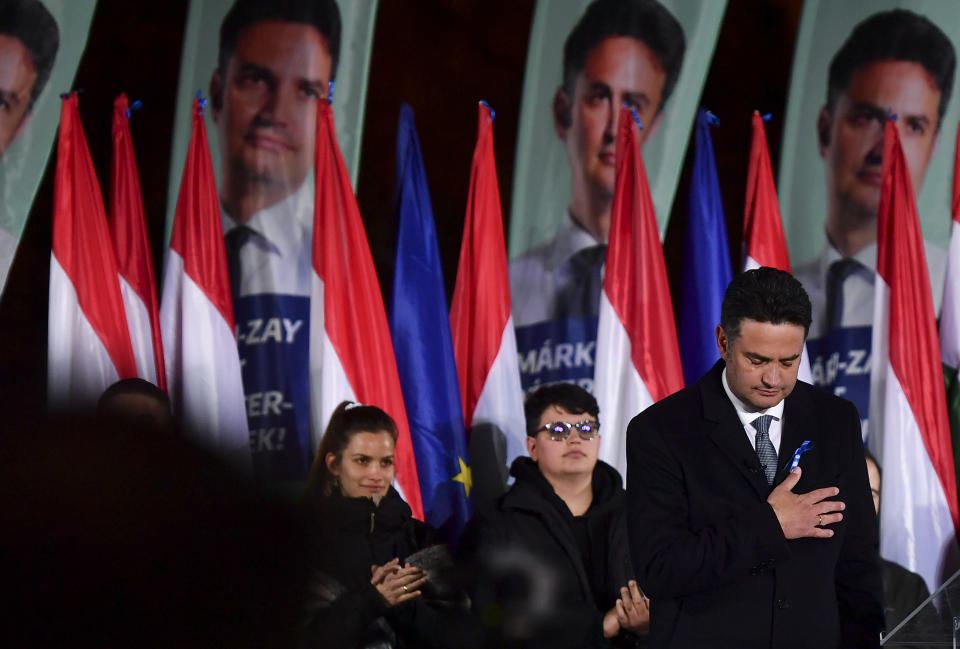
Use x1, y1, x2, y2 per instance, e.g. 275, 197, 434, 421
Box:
300, 401, 474, 649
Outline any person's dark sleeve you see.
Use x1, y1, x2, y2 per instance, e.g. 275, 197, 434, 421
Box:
625, 411, 790, 600
835, 401, 883, 648
299, 576, 388, 649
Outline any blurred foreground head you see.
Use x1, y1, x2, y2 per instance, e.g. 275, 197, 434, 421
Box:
97, 378, 173, 434
0, 415, 309, 649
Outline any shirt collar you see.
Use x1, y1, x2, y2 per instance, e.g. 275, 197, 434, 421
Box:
721, 367, 785, 426
537, 212, 602, 270
816, 234, 877, 280
220, 177, 314, 258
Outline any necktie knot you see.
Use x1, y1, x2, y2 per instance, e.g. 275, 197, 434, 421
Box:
752, 414, 774, 436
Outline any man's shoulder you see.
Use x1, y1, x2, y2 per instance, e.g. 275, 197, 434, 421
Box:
509, 230, 566, 278
509, 233, 567, 325
629, 377, 705, 433
793, 245, 829, 292
793, 257, 820, 286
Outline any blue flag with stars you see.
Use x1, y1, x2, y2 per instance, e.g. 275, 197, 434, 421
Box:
678, 109, 732, 385
389, 103, 471, 539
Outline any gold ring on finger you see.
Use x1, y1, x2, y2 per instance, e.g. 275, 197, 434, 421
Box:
402, 584, 408, 592
817, 514, 823, 526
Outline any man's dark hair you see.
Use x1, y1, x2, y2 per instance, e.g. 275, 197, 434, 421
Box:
720, 268, 812, 342
218, 0, 341, 80
562, 0, 685, 112
826, 9, 956, 127
525, 383, 599, 436
96, 378, 173, 434
0, 0, 59, 109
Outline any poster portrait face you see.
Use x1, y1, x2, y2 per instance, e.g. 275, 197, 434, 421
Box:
0, 34, 37, 155
508, 0, 724, 257
165, 0, 378, 483
778, 1, 960, 265
507, 0, 724, 395
812, 8, 954, 258
164, 0, 375, 239
818, 60, 941, 237
554, 35, 666, 242
210, 3, 338, 225
0, 0, 58, 159
0, 0, 96, 297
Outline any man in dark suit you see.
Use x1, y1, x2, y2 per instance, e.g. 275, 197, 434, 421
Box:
626, 267, 882, 648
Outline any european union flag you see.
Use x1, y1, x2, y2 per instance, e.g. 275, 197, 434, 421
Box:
389, 103, 471, 539
678, 109, 732, 385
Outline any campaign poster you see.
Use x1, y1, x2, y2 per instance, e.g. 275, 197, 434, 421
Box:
166, 0, 378, 482
508, 0, 726, 394
778, 0, 960, 432
0, 0, 98, 295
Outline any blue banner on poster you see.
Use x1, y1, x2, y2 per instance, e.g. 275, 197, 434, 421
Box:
515, 316, 598, 394
806, 325, 872, 426
234, 294, 311, 481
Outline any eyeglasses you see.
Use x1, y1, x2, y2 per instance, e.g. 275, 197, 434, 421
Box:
540, 420, 600, 442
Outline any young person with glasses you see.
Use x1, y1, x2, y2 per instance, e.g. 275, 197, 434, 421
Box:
457, 383, 650, 648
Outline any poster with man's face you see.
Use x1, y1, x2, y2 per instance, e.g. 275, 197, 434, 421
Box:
0, 0, 98, 296
166, 0, 378, 483
507, 0, 726, 394
778, 0, 960, 435
779, 0, 960, 267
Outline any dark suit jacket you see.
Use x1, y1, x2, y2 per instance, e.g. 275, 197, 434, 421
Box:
626, 361, 882, 648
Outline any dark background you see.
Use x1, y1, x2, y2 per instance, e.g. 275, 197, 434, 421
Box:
0, 0, 804, 419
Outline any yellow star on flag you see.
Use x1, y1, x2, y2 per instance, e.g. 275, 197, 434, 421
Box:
452, 456, 472, 499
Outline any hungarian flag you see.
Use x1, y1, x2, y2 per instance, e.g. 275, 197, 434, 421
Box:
111, 94, 166, 391
450, 102, 526, 476
941, 122, 960, 517
870, 118, 959, 590
309, 99, 423, 520
677, 109, 731, 386
48, 93, 137, 411
742, 111, 812, 383
390, 104, 470, 537
595, 106, 683, 476
159, 97, 248, 468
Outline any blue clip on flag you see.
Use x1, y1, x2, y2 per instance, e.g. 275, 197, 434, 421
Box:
389, 103, 472, 539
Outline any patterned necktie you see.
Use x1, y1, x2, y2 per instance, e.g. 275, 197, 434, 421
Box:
752, 415, 778, 485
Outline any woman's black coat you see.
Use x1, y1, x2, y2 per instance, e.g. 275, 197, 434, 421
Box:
300, 487, 476, 649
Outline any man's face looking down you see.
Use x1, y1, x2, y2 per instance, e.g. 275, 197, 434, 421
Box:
211, 20, 332, 222
818, 60, 941, 241
554, 36, 666, 242
0, 34, 37, 157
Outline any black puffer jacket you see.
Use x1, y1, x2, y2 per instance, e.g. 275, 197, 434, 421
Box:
300, 488, 476, 649
458, 458, 645, 649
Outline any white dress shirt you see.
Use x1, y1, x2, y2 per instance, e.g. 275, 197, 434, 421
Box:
221, 177, 315, 298
509, 213, 601, 327
721, 367, 785, 454
794, 236, 946, 339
